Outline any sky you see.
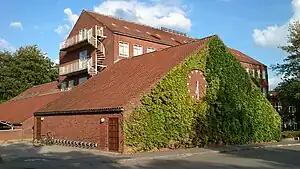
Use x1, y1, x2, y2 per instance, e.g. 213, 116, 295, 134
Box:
0, 0, 297, 89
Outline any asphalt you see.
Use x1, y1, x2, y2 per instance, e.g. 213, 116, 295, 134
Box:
1, 140, 300, 168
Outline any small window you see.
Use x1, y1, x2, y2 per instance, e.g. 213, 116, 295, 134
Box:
79, 28, 87, 40
262, 88, 267, 95
79, 50, 88, 60
171, 38, 175, 41
79, 76, 87, 85
119, 41, 129, 57
112, 23, 117, 27
262, 70, 266, 80
147, 47, 156, 53
252, 69, 255, 77
124, 26, 130, 30
68, 79, 75, 89
257, 70, 261, 78
136, 29, 141, 32
146, 32, 150, 35
61, 81, 67, 90
246, 68, 249, 73
133, 44, 143, 56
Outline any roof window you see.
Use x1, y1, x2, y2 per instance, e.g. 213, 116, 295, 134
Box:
112, 23, 118, 27
124, 26, 130, 30
151, 34, 161, 39
136, 29, 141, 32
146, 32, 151, 35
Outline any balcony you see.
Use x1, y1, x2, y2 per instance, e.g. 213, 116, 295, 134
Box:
59, 59, 92, 76
59, 25, 105, 52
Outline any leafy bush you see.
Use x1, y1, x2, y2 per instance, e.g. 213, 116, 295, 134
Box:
124, 37, 281, 152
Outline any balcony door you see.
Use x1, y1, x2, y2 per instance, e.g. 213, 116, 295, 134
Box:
79, 50, 88, 70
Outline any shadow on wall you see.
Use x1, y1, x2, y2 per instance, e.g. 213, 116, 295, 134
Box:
1, 142, 300, 168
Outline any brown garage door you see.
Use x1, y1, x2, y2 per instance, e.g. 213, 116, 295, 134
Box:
108, 118, 119, 151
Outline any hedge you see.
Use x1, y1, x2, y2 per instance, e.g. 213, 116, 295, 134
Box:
124, 37, 281, 152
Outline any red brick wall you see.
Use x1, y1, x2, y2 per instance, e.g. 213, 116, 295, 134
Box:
36, 114, 123, 152
240, 62, 268, 91
113, 34, 170, 62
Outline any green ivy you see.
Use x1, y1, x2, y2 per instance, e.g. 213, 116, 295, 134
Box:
124, 37, 281, 152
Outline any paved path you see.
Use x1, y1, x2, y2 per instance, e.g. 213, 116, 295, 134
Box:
1, 141, 300, 168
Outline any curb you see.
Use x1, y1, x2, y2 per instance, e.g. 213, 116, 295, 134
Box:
116, 142, 300, 164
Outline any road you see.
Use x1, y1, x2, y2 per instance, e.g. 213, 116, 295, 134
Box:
1, 142, 300, 169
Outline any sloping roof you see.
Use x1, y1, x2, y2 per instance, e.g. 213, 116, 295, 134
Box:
9, 81, 59, 102
38, 36, 215, 113
0, 93, 63, 123
84, 10, 194, 46
229, 48, 265, 66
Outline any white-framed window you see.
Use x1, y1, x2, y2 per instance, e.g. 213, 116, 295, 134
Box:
147, 47, 156, 53
133, 44, 143, 56
119, 41, 129, 57
262, 70, 266, 80
79, 28, 87, 41
79, 76, 88, 85
246, 68, 249, 74
257, 69, 261, 79
252, 69, 255, 77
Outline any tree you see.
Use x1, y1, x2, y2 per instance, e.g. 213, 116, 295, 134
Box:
272, 21, 300, 129
273, 20, 300, 79
0, 45, 58, 103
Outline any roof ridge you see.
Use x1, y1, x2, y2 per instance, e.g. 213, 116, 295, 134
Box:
229, 48, 265, 66
84, 10, 192, 38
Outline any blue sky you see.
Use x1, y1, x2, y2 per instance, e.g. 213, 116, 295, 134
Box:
0, 0, 297, 89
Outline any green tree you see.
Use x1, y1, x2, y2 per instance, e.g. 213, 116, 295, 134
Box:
272, 21, 300, 129
273, 21, 300, 79
0, 45, 58, 103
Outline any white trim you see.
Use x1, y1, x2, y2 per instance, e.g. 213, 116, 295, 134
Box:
119, 41, 129, 57
133, 44, 143, 56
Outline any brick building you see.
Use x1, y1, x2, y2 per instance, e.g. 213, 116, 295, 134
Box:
0, 10, 268, 143
0, 82, 63, 141
58, 10, 268, 93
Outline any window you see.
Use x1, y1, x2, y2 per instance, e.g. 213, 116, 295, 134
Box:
133, 45, 143, 56
262, 88, 267, 95
252, 69, 255, 77
79, 50, 88, 60
119, 41, 129, 57
147, 47, 156, 53
79, 76, 88, 85
79, 28, 87, 41
61, 81, 67, 91
257, 70, 261, 79
68, 79, 75, 89
275, 102, 282, 112
246, 68, 249, 74
262, 70, 266, 79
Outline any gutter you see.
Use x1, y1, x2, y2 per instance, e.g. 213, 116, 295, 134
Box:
34, 107, 124, 116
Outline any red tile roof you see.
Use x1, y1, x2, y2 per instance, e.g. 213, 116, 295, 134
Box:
229, 48, 265, 66
0, 93, 63, 123
39, 35, 215, 113
9, 81, 59, 102
84, 10, 194, 46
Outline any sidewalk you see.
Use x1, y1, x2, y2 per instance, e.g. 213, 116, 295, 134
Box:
114, 140, 300, 164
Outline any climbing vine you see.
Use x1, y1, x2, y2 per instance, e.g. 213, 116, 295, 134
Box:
124, 37, 281, 152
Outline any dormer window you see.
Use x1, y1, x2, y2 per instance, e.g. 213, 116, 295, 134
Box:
147, 47, 156, 53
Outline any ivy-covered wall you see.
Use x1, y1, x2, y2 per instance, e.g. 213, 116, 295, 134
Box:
124, 37, 281, 152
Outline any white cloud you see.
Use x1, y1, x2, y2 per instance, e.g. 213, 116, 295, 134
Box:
9, 22, 23, 30
252, 0, 300, 48
55, 8, 79, 37
53, 58, 59, 64
93, 0, 192, 32
0, 39, 16, 52
269, 75, 283, 90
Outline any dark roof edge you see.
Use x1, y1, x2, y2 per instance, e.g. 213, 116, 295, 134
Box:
34, 107, 124, 116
